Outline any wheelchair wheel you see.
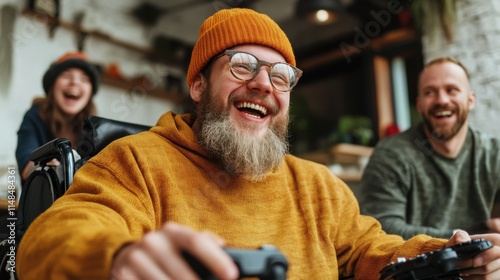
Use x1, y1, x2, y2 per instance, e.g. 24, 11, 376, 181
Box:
17, 166, 59, 239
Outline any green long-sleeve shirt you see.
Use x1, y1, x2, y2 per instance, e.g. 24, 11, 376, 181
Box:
360, 123, 500, 239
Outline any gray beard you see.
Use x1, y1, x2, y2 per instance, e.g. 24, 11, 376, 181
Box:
196, 86, 289, 181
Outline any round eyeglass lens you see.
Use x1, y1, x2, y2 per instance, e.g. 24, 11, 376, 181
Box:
230, 53, 258, 80
271, 63, 295, 91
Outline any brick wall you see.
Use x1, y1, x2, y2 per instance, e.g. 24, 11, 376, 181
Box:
421, 0, 500, 137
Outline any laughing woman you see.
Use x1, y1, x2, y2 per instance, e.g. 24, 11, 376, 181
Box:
15, 51, 99, 182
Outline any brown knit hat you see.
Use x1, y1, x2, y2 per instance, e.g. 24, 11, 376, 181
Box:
187, 8, 295, 87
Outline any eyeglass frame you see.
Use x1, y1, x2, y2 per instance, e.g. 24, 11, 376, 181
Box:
212, 49, 303, 92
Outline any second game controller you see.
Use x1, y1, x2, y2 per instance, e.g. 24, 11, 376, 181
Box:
183, 245, 288, 280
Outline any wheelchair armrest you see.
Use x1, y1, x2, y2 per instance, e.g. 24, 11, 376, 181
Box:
30, 138, 74, 165
29, 138, 75, 189
77, 115, 151, 158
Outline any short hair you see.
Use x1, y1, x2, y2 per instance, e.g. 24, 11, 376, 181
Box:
420, 56, 471, 81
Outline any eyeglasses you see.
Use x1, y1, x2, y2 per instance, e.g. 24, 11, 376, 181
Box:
218, 50, 303, 92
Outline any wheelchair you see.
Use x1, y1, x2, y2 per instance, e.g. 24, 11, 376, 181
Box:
0, 116, 150, 279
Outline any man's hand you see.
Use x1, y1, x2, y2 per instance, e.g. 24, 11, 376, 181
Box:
445, 230, 472, 247
110, 222, 239, 280
446, 230, 500, 278
486, 218, 500, 233
46, 158, 60, 166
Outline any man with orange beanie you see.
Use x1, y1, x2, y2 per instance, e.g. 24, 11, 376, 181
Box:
17, 8, 500, 280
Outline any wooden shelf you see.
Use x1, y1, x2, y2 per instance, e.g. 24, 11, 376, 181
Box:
298, 150, 332, 165
100, 73, 188, 103
330, 143, 373, 157
22, 9, 152, 55
336, 172, 363, 182
23, 9, 189, 103
299, 27, 417, 71
299, 143, 373, 183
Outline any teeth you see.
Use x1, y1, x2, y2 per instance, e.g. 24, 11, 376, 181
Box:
236, 102, 267, 115
244, 113, 260, 119
435, 111, 452, 117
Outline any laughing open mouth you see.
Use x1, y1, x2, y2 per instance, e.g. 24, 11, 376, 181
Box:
433, 110, 453, 118
63, 91, 80, 100
235, 101, 268, 119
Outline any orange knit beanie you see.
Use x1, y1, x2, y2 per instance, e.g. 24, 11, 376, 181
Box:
187, 8, 295, 87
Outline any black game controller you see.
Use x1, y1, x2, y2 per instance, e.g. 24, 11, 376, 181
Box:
379, 238, 493, 280
182, 245, 288, 280
450, 238, 493, 259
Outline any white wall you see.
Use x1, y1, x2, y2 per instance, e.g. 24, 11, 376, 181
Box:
0, 0, 187, 193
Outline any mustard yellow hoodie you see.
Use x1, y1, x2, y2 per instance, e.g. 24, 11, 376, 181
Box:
18, 112, 446, 279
